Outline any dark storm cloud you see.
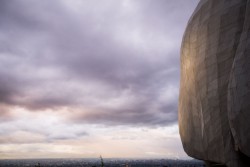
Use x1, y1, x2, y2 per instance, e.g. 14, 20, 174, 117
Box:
0, 0, 199, 126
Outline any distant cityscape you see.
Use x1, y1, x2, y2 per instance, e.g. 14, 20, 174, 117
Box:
0, 158, 205, 167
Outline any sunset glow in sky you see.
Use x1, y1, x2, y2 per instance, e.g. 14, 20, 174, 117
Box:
0, 0, 198, 159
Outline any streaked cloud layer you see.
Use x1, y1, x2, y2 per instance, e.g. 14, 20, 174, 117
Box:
0, 0, 198, 158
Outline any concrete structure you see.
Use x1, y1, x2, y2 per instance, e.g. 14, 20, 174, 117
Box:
178, 0, 250, 166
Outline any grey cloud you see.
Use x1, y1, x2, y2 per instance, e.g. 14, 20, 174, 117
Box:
46, 131, 89, 142
70, 98, 178, 127
0, 118, 90, 143
0, 0, 199, 126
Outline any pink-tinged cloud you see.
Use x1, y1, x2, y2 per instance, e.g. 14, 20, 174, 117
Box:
0, 0, 199, 159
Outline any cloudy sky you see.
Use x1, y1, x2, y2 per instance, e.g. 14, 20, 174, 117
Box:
0, 0, 199, 159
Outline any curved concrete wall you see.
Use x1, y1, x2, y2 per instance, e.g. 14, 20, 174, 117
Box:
179, 0, 250, 166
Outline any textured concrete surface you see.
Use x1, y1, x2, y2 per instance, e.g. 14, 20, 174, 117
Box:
178, 0, 250, 166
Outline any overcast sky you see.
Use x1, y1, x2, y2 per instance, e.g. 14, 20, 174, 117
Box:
0, 0, 199, 159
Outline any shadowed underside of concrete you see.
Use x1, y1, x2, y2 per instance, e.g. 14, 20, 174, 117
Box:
179, 0, 250, 166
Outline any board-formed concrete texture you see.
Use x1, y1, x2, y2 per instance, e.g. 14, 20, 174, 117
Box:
178, 0, 250, 166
